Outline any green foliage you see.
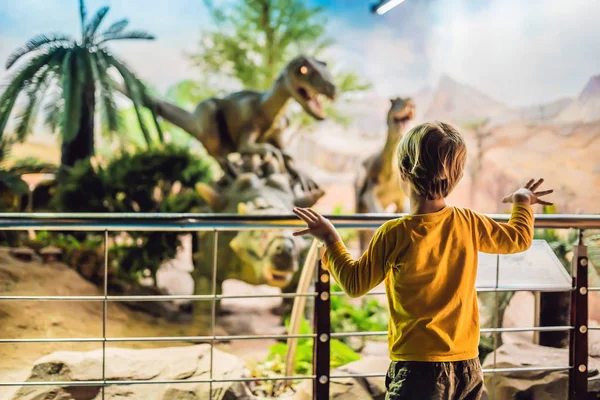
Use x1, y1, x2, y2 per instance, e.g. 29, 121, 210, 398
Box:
264, 316, 360, 376
164, 79, 222, 110
0, 0, 157, 167
0, 140, 32, 212
189, 0, 371, 128
52, 144, 214, 282
330, 283, 388, 350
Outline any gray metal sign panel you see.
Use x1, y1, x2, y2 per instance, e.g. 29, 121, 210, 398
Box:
476, 240, 572, 292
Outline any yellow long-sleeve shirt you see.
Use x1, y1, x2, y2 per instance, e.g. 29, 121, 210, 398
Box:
323, 203, 534, 362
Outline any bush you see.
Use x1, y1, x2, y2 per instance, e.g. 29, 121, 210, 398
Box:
52, 144, 215, 283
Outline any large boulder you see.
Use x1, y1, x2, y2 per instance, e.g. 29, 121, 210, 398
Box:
292, 356, 389, 399
483, 342, 600, 399
218, 279, 286, 337
11, 345, 245, 400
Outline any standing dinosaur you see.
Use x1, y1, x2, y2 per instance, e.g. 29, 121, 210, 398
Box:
132, 55, 336, 192
355, 97, 415, 250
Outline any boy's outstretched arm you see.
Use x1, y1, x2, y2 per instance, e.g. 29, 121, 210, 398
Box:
293, 208, 388, 298
478, 178, 553, 254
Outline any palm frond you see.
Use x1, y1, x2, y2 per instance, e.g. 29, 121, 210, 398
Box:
61, 51, 83, 144
84, 6, 110, 41
129, 88, 152, 148
102, 18, 129, 36
44, 90, 64, 135
89, 52, 119, 136
5, 33, 73, 69
97, 30, 155, 44
79, 0, 87, 36
148, 100, 164, 143
102, 52, 153, 147
14, 66, 53, 141
0, 50, 59, 139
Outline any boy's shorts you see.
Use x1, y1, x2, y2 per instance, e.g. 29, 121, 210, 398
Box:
385, 358, 484, 400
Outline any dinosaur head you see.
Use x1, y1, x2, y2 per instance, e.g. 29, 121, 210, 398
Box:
195, 154, 322, 289
284, 55, 337, 121
387, 97, 416, 136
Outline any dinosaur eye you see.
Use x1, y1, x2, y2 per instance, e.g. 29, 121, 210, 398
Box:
299, 66, 308, 75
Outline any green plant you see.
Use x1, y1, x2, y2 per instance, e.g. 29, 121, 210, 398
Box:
263, 317, 360, 377
52, 144, 215, 283
330, 283, 388, 350
0, 0, 160, 168
0, 140, 28, 212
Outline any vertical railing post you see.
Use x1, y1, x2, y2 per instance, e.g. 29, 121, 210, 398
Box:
569, 230, 589, 399
102, 230, 108, 399
313, 254, 331, 400
209, 230, 218, 400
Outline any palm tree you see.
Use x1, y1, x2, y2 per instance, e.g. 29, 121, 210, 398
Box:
0, 0, 162, 169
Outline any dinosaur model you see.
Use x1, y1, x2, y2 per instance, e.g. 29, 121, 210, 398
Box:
355, 97, 415, 250
133, 55, 336, 192
193, 153, 321, 302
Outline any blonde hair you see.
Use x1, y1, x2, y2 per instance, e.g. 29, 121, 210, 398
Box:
397, 121, 467, 200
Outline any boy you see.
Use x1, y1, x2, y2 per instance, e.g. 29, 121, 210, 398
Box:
293, 121, 553, 399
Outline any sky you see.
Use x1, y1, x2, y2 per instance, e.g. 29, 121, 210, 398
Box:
1, 0, 599, 107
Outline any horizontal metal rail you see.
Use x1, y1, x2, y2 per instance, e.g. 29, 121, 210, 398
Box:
1, 284, 575, 302
331, 285, 575, 295
0, 366, 573, 388
329, 326, 574, 338
330, 366, 571, 380
0, 293, 317, 302
0, 333, 316, 344
0, 375, 316, 387
1, 326, 574, 344
0, 213, 598, 230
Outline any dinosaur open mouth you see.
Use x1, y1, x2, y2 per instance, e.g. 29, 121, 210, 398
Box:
297, 86, 328, 119
263, 268, 294, 288
392, 108, 415, 125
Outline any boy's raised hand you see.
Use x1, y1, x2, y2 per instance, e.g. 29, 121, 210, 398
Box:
293, 207, 342, 246
502, 178, 554, 206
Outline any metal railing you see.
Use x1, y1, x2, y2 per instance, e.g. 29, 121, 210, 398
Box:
0, 213, 597, 400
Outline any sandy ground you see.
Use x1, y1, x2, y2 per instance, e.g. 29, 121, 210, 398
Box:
0, 248, 218, 371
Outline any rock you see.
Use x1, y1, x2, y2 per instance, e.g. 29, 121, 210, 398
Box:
9, 247, 35, 262
361, 341, 389, 357
292, 377, 374, 400
221, 279, 283, 312
482, 342, 600, 399
291, 356, 388, 399
110, 282, 193, 323
39, 245, 62, 263
156, 234, 195, 307
11, 344, 245, 400
219, 279, 286, 336
336, 356, 389, 399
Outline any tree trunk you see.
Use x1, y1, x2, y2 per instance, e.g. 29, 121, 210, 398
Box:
60, 84, 96, 168
539, 291, 571, 347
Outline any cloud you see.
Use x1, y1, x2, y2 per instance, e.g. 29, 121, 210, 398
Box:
425, 0, 600, 106
326, 22, 429, 97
